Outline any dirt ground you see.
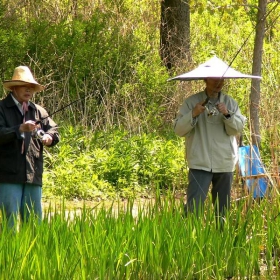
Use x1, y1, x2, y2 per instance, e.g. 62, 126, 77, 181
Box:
41, 169, 279, 213
41, 180, 247, 213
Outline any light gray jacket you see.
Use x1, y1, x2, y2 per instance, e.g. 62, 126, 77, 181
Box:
174, 91, 246, 172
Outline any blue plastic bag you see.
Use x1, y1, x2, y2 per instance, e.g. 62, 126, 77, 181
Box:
238, 145, 268, 198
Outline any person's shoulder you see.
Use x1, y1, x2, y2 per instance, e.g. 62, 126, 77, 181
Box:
184, 91, 204, 104
0, 93, 13, 106
31, 102, 47, 112
221, 92, 238, 102
30, 103, 49, 119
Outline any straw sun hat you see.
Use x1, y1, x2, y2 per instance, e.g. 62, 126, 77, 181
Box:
3, 66, 44, 92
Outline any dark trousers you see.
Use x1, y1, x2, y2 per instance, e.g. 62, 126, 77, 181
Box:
185, 169, 233, 216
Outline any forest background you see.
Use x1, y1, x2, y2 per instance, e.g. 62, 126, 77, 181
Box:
0, 0, 279, 201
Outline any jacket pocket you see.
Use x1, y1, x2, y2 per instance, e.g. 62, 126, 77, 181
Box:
212, 139, 235, 168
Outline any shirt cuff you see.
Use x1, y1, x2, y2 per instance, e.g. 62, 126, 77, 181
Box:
191, 116, 198, 126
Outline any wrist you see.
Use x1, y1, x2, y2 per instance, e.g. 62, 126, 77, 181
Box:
19, 124, 24, 133
192, 110, 197, 118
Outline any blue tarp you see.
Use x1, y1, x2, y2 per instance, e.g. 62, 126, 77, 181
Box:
238, 145, 269, 198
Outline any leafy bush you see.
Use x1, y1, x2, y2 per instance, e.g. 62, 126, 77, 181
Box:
43, 127, 187, 200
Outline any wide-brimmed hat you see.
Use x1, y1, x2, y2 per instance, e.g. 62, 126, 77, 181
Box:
168, 56, 262, 81
3, 66, 44, 92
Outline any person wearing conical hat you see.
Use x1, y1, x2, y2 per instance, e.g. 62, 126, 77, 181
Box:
0, 66, 59, 228
172, 57, 261, 220
174, 74, 246, 220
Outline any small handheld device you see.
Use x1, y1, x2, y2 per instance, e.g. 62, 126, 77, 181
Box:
33, 128, 45, 139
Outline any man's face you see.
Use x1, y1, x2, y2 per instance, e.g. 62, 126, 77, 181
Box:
205, 78, 225, 93
12, 84, 36, 104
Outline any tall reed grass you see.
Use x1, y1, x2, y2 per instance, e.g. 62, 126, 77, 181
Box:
1, 194, 280, 279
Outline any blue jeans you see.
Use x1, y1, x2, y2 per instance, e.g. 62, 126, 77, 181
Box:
0, 183, 42, 228
185, 169, 233, 216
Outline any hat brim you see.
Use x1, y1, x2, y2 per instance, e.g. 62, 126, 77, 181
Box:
3, 80, 44, 92
168, 56, 262, 81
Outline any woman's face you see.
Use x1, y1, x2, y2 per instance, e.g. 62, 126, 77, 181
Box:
12, 84, 36, 104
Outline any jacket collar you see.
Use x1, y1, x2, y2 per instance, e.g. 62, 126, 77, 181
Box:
4, 92, 36, 110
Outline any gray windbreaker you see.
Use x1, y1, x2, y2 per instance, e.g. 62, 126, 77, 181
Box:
174, 90, 246, 172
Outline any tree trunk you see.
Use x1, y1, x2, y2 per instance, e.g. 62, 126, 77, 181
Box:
250, 0, 267, 146
160, 0, 190, 69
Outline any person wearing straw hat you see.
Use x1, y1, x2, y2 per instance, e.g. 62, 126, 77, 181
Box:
174, 76, 246, 218
0, 66, 59, 228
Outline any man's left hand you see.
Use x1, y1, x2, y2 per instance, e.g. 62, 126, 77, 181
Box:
216, 103, 229, 115
42, 134, 53, 146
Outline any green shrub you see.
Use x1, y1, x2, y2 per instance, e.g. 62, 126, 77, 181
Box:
43, 127, 187, 200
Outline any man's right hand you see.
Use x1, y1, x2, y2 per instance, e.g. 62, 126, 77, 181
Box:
19, 120, 37, 133
192, 101, 207, 118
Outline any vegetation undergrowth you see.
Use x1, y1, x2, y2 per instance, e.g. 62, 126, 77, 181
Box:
43, 126, 188, 200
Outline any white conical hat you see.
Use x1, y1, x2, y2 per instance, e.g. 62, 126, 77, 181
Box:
168, 56, 261, 81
